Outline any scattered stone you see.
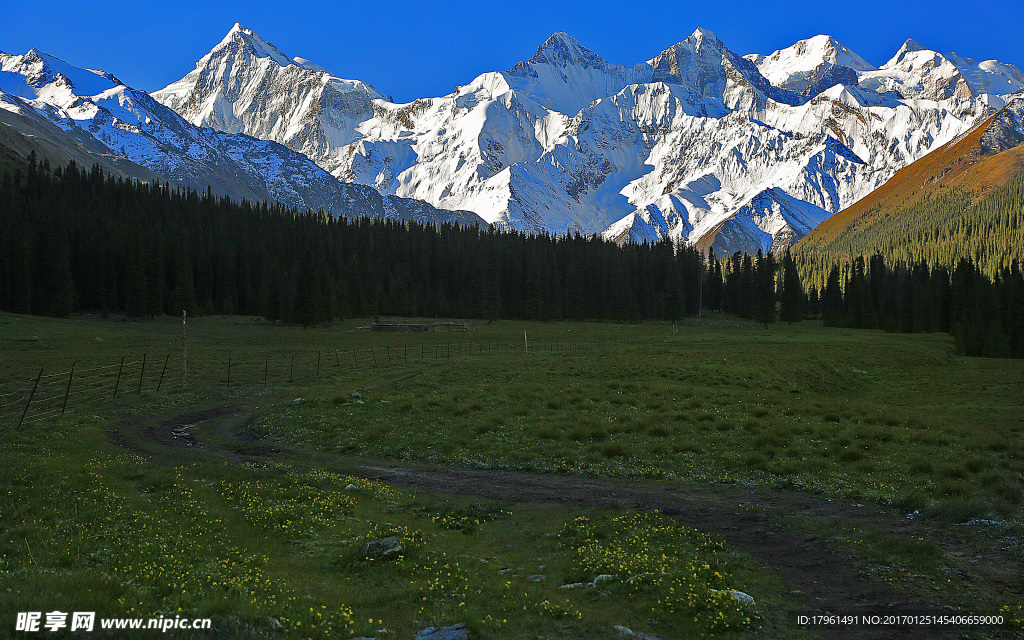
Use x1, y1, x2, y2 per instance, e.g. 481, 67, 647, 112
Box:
559, 582, 587, 589
773, 480, 803, 491
613, 625, 659, 639
526, 574, 546, 582
359, 536, 403, 560
591, 574, 615, 586
171, 426, 197, 447
293, 398, 303, 403
94, 337, 104, 342
30, 336, 38, 342
497, 567, 520, 575
350, 391, 361, 398
414, 623, 470, 640
345, 483, 359, 490
267, 618, 282, 629
709, 588, 755, 605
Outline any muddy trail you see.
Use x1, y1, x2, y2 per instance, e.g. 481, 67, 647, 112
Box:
108, 405, 1021, 640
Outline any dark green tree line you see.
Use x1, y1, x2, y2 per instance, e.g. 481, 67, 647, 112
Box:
2, 159, 1020, 357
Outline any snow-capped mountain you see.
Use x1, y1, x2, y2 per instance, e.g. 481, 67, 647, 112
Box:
154, 24, 1023, 255
743, 35, 875, 97
0, 47, 484, 227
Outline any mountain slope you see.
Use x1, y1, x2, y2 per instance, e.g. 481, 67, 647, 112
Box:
0, 47, 485, 227
794, 98, 1024, 268
0, 97, 166, 183
154, 25, 1022, 255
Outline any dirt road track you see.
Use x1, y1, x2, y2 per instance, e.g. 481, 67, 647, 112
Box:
358, 464, 962, 640
110, 405, 1017, 640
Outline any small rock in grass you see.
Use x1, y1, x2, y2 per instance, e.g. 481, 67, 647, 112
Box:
351, 391, 361, 398
559, 582, 587, 589
591, 574, 615, 586
709, 588, 755, 605
415, 623, 470, 640
613, 625, 659, 639
359, 536, 403, 560
293, 397, 302, 403
344, 483, 358, 490
526, 574, 546, 582
610, 626, 659, 634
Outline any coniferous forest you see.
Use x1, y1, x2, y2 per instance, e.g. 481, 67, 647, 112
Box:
1, 157, 1022, 358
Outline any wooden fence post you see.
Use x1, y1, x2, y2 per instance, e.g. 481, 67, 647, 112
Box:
181, 310, 187, 390
113, 357, 125, 399
137, 354, 146, 395
18, 368, 43, 429
61, 363, 75, 415
157, 354, 169, 393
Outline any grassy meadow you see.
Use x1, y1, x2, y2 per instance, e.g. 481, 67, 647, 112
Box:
0, 312, 1022, 638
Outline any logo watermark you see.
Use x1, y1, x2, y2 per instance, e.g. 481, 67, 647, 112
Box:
15, 612, 212, 633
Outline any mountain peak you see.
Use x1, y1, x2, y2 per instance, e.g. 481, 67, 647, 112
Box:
23, 47, 48, 65
647, 27, 729, 72
900, 38, 926, 53
527, 32, 607, 69
751, 34, 874, 96
208, 23, 292, 67
689, 27, 722, 44
883, 38, 932, 68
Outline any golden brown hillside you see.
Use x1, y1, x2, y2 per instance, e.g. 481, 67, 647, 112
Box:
796, 98, 1024, 257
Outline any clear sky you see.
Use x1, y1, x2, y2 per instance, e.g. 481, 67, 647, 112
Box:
5, 0, 1022, 103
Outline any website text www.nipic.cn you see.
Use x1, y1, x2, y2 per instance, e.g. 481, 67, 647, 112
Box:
15, 612, 212, 633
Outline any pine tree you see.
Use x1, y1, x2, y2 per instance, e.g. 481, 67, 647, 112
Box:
821, 266, 843, 326
779, 249, 802, 323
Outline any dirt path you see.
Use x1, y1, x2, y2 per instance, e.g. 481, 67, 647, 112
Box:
109, 405, 1017, 640
357, 464, 962, 640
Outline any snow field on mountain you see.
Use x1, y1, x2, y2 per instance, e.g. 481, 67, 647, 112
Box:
4, 22, 1023, 254
149, 23, 1024, 253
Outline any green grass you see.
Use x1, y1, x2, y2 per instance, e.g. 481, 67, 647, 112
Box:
246, 318, 1024, 519
0, 412, 788, 639
1, 311, 1022, 638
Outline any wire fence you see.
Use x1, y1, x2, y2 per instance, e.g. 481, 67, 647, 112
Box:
0, 335, 611, 435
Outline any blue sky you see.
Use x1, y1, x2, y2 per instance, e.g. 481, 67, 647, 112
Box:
5, 0, 1023, 103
